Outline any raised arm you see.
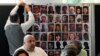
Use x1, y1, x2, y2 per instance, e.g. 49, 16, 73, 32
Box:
4, 0, 24, 30
21, 4, 35, 34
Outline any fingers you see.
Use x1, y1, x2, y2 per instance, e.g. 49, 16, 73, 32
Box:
17, 0, 25, 6
17, 0, 31, 12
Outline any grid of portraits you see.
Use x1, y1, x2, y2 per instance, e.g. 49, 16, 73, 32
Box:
25, 4, 90, 56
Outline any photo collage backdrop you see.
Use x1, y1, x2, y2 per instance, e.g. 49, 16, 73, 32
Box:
25, 3, 90, 56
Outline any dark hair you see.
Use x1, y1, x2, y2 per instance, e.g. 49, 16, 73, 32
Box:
71, 41, 82, 54
17, 6, 24, 24
84, 42, 89, 49
41, 33, 47, 41
84, 24, 88, 29
55, 33, 61, 36
55, 6, 61, 14
83, 15, 89, 23
62, 6, 67, 10
14, 49, 29, 56
56, 24, 60, 27
83, 6, 88, 9
83, 6, 88, 14
63, 41, 67, 47
62, 6, 67, 14
67, 49, 77, 56
56, 41, 61, 49
10, 6, 24, 23
76, 6, 82, 14
66, 44, 77, 56
10, 14, 19, 23
26, 32, 32, 35
48, 6, 54, 14
83, 33, 89, 40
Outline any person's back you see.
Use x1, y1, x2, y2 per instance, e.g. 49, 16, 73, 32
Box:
60, 41, 87, 56
5, 24, 24, 55
71, 41, 87, 56
4, 1, 35, 55
77, 49, 87, 56
60, 44, 77, 56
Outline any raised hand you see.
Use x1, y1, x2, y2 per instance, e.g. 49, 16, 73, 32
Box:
17, 0, 25, 6
24, 4, 31, 12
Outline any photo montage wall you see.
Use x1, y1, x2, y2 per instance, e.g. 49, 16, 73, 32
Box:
25, 3, 91, 56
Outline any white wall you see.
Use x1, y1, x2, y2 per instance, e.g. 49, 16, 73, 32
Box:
0, 0, 64, 5
18, 0, 64, 5
0, 0, 16, 4
0, 0, 100, 4
0, 0, 61, 4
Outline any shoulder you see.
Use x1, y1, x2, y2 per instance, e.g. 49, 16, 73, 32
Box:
35, 47, 43, 50
35, 47, 47, 55
81, 49, 87, 52
13, 46, 26, 56
80, 49, 87, 55
14, 46, 25, 53
78, 49, 87, 56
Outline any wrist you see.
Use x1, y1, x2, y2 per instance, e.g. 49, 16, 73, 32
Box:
17, 3, 20, 6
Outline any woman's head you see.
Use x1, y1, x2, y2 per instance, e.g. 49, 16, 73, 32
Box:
76, 6, 82, 14
66, 44, 77, 56
55, 34, 61, 41
69, 33, 76, 41
14, 49, 29, 56
48, 33, 54, 41
70, 41, 82, 54
62, 6, 67, 14
62, 24, 68, 32
83, 6, 88, 14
